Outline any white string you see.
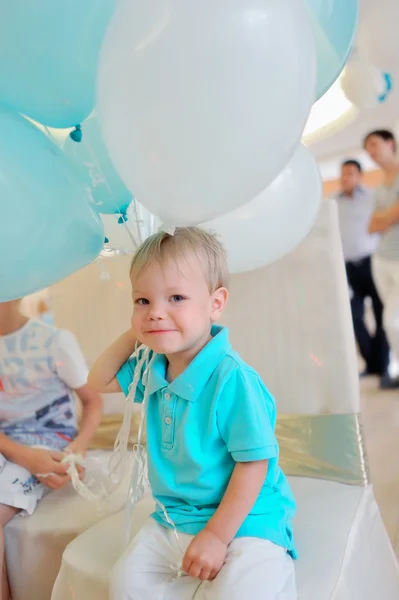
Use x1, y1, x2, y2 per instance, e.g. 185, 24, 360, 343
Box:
108, 345, 151, 484
63, 454, 108, 504
120, 348, 185, 579
82, 134, 141, 249
159, 223, 176, 236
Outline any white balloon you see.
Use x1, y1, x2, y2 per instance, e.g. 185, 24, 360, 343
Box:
357, 0, 399, 71
98, 0, 316, 226
203, 144, 322, 273
340, 53, 392, 109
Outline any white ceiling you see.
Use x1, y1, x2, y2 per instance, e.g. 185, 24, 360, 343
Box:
310, 0, 399, 162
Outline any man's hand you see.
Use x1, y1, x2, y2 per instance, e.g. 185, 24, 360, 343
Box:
182, 529, 227, 581
369, 210, 391, 233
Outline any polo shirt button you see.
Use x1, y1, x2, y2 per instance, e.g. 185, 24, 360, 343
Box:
164, 392, 171, 400
165, 417, 172, 425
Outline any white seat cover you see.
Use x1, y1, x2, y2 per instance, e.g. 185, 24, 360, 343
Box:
51, 477, 399, 600
5, 452, 128, 600
48, 202, 399, 598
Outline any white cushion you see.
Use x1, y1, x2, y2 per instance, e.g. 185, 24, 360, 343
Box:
51, 477, 399, 600
223, 201, 361, 415
5, 451, 128, 600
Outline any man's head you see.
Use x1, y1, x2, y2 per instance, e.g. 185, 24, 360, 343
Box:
363, 129, 397, 166
129, 227, 229, 356
341, 160, 362, 196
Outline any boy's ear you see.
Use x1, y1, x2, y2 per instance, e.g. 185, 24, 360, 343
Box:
211, 287, 228, 322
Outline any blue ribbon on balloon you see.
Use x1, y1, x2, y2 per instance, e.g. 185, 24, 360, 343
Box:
378, 73, 393, 103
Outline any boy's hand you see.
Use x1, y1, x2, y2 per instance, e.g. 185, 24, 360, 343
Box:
64, 438, 88, 458
18, 447, 73, 490
182, 529, 227, 581
18, 447, 68, 476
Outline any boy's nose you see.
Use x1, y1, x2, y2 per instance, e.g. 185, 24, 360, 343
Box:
148, 303, 166, 320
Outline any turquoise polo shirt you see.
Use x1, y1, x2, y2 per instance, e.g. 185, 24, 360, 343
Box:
117, 325, 297, 558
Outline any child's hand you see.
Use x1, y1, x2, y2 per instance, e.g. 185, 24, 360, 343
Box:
64, 439, 88, 459
182, 529, 227, 581
18, 448, 72, 490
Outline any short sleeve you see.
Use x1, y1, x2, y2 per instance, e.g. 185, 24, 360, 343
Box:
217, 368, 278, 462
116, 351, 146, 403
53, 330, 89, 389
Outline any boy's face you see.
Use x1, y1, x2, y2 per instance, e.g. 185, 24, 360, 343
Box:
130, 254, 227, 357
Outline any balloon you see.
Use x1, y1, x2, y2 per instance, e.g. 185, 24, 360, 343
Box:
0, 110, 104, 302
341, 54, 393, 109
98, 0, 316, 227
306, 0, 359, 99
102, 201, 159, 253
203, 145, 322, 273
357, 0, 399, 71
0, 1, 116, 128
63, 114, 132, 215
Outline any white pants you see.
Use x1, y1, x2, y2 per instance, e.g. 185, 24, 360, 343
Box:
110, 519, 297, 600
373, 255, 399, 361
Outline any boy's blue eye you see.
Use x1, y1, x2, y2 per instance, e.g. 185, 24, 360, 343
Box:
170, 295, 185, 303
135, 298, 149, 305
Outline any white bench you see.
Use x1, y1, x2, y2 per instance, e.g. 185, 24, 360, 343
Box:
51, 201, 399, 599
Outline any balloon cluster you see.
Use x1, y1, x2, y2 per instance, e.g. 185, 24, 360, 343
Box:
0, 1, 359, 301
341, 2, 396, 110
97, 0, 358, 273
0, 1, 118, 301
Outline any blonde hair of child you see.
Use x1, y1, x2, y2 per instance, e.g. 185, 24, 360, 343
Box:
130, 227, 229, 292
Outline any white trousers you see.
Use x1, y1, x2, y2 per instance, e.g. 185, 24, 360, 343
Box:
110, 519, 297, 600
373, 255, 399, 361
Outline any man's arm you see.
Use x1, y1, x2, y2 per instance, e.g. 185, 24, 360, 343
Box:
369, 203, 399, 233
88, 330, 137, 393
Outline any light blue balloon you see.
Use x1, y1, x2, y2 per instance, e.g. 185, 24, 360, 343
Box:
63, 114, 132, 215
307, 0, 359, 100
0, 0, 116, 128
0, 110, 104, 302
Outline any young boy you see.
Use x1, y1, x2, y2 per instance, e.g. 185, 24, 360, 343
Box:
89, 227, 297, 600
0, 299, 103, 600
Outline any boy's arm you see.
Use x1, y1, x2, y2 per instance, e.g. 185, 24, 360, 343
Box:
182, 461, 268, 580
205, 460, 268, 543
88, 330, 137, 394
183, 369, 277, 581
65, 384, 103, 455
0, 433, 73, 489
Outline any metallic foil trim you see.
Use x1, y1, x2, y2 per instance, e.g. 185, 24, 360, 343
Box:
88, 413, 143, 450
89, 412, 369, 486
277, 413, 369, 486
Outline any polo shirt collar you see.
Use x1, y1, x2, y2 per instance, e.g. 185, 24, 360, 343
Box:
147, 325, 231, 401
338, 185, 365, 199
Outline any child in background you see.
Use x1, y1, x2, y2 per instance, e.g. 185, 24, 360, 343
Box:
90, 227, 297, 600
0, 299, 103, 600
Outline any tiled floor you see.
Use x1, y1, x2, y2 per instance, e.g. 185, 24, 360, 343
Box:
360, 376, 399, 559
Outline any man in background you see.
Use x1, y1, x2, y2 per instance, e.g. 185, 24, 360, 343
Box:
336, 159, 392, 387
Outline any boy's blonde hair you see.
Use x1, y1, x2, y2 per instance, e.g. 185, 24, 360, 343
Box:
130, 227, 229, 291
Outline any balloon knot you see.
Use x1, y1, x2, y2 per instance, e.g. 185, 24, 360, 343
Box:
118, 215, 128, 224
70, 124, 82, 143
104, 236, 110, 244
